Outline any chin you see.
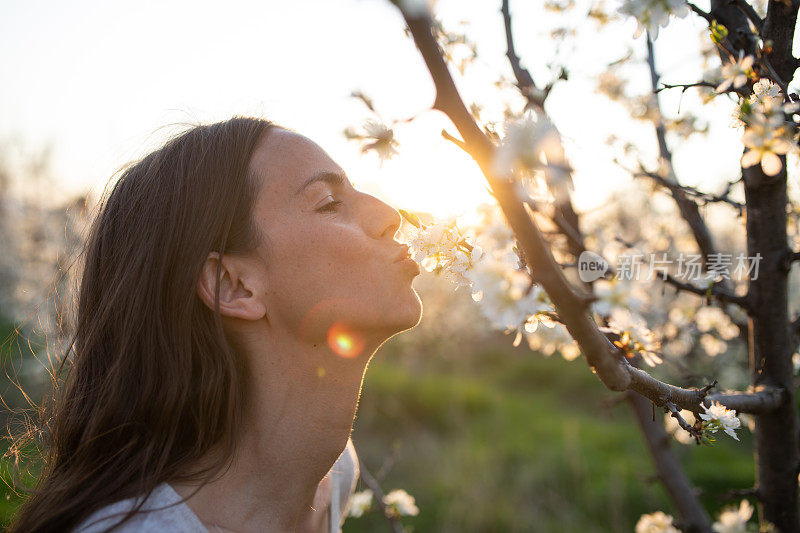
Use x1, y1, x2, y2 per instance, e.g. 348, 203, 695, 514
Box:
386, 290, 424, 335
359, 291, 423, 343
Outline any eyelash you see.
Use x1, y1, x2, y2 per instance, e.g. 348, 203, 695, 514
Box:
316, 198, 343, 213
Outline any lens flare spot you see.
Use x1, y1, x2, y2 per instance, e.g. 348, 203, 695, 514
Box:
317, 366, 326, 378
327, 323, 365, 358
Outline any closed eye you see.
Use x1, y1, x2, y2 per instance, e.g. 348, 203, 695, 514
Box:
316, 196, 343, 213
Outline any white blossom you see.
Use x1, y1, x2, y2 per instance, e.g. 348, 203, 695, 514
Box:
348, 490, 373, 518
383, 489, 419, 517
713, 500, 754, 532
741, 109, 795, 176
618, 0, 689, 39
716, 53, 754, 93
602, 308, 663, 367
750, 79, 783, 110
344, 119, 399, 161
635, 510, 680, 533
696, 306, 739, 340
468, 253, 552, 333
699, 401, 742, 441
493, 113, 572, 202
591, 277, 645, 316
406, 220, 483, 288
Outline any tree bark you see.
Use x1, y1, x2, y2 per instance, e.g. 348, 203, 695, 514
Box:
743, 164, 799, 532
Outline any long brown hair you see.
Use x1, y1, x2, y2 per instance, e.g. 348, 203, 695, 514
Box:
11, 116, 274, 532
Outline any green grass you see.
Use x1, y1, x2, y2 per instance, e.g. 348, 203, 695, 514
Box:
347, 345, 754, 532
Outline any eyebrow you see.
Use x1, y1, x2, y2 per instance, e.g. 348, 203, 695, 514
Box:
294, 171, 349, 197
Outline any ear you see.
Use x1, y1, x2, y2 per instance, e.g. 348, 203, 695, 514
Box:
196, 252, 267, 321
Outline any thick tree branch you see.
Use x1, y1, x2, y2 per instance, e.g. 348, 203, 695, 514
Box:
705, 386, 786, 414
402, 6, 632, 390
395, 5, 783, 420
728, 0, 764, 32
762, 0, 800, 83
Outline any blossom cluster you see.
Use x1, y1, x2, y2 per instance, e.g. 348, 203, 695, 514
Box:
728, 75, 798, 176
618, 0, 689, 39
637, 500, 754, 533
403, 206, 584, 358
635, 510, 680, 533
405, 220, 483, 287
699, 401, 742, 441
347, 488, 419, 519
600, 308, 663, 366
493, 112, 573, 204
344, 119, 399, 161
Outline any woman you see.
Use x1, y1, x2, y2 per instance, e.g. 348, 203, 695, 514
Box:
11, 117, 422, 532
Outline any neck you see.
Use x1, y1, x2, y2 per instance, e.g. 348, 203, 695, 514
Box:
173, 324, 378, 532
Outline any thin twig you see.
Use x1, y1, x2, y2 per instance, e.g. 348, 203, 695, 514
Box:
664, 400, 703, 439
655, 81, 718, 94
687, 2, 715, 23
663, 273, 750, 310
358, 457, 405, 533
636, 169, 745, 214
716, 487, 760, 502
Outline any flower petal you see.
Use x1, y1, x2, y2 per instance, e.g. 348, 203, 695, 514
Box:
761, 151, 783, 175
740, 149, 761, 168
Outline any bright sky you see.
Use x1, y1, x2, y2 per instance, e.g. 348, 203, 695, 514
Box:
1, 0, 790, 218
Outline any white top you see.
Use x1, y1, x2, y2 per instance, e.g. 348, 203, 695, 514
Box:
75, 439, 360, 533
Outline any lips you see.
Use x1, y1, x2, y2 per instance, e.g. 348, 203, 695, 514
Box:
393, 244, 413, 263
393, 244, 420, 276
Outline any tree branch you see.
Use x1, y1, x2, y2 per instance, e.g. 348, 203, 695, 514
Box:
645, 36, 743, 281
394, 4, 776, 419
500, 0, 537, 99
662, 273, 751, 310
705, 386, 786, 414
728, 0, 764, 32
687, 2, 715, 23
401, 5, 635, 389
502, 0, 588, 282
655, 81, 718, 94
636, 169, 745, 214
626, 391, 713, 532
762, 0, 800, 83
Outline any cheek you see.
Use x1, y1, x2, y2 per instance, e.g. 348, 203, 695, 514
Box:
267, 223, 382, 305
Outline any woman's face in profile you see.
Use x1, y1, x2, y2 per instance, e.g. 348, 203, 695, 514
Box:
247, 128, 422, 351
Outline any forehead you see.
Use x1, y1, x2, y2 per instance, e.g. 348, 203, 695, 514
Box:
249, 128, 342, 202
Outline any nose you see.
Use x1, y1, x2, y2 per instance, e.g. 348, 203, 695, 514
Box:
362, 192, 402, 240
